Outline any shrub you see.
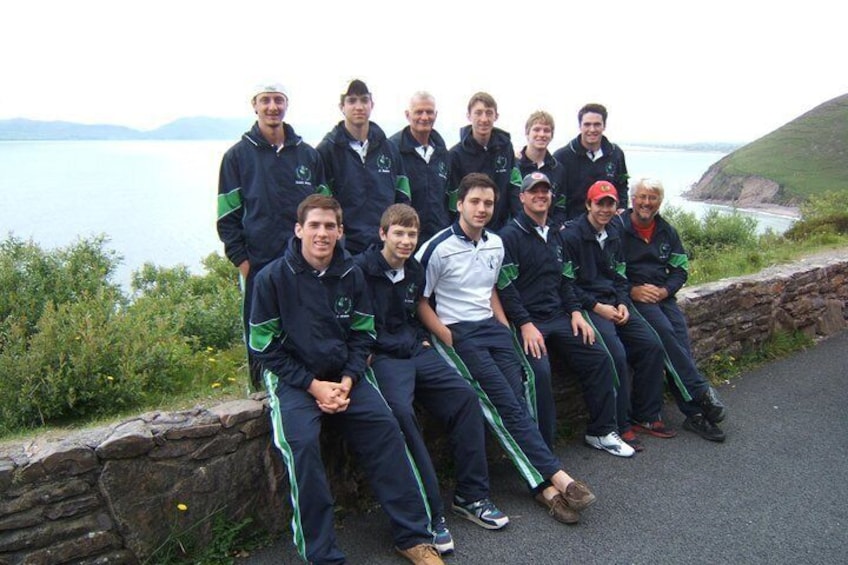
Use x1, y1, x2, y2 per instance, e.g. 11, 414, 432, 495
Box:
785, 190, 848, 239
0, 235, 123, 339
0, 292, 198, 430
662, 206, 758, 257
0, 236, 243, 435
130, 253, 241, 351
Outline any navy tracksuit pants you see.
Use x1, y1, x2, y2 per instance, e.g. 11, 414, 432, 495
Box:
633, 299, 710, 417
525, 316, 618, 447
439, 317, 563, 489
265, 371, 432, 565
585, 309, 666, 429
371, 347, 491, 522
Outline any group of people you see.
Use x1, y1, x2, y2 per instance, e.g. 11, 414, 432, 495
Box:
216, 80, 728, 565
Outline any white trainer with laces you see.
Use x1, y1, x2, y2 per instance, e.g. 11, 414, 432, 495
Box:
584, 431, 636, 458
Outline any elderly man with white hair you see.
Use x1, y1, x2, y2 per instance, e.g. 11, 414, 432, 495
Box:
619, 178, 728, 442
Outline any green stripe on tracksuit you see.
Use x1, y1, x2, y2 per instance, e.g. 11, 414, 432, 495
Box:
580, 311, 621, 388
628, 306, 693, 402
431, 335, 546, 489
264, 370, 308, 562
363, 367, 434, 527
508, 324, 539, 421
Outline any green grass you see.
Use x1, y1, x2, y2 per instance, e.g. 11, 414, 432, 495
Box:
663, 203, 848, 285
703, 94, 848, 203
699, 330, 815, 385
145, 509, 274, 565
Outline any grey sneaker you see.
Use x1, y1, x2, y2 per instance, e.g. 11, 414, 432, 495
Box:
432, 517, 454, 554
451, 496, 509, 530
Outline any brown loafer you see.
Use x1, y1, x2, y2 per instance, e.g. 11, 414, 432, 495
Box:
563, 480, 597, 511
534, 493, 579, 524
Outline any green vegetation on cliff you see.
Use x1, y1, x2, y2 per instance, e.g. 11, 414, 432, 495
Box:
689, 93, 848, 205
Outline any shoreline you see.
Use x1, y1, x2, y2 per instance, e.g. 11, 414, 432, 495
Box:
683, 197, 800, 219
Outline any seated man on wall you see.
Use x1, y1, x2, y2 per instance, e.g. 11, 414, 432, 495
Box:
415, 172, 597, 526
249, 194, 443, 565
355, 204, 508, 555
619, 178, 728, 442
498, 172, 634, 458
560, 180, 670, 452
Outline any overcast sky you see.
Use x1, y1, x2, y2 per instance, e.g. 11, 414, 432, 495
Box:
3, 0, 846, 145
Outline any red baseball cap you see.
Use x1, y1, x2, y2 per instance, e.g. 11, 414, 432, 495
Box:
586, 180, 619, 203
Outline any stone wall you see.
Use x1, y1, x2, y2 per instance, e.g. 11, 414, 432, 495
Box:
1, 251, 845, 564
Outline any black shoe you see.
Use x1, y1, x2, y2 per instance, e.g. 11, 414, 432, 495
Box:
698, 387, 727, 424
683, 414, 726, 442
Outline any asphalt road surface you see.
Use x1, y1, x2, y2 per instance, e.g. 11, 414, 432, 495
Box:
238, 330, 848, 564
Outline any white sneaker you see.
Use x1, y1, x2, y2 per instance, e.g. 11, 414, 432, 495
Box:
584, 431, 636, 458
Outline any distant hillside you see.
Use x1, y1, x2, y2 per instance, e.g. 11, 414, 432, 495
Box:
686, 93, 848, 207
0, 117, 249, 141
0, 118, 142, 140
141, 117, 248, 140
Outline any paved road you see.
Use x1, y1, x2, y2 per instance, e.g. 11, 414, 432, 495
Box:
238, 331, 848, 564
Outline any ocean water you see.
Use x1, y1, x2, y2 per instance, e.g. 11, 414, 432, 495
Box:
2, 140, 228, 288
1, 140, 795, 288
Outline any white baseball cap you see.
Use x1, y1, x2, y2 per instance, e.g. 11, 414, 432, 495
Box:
252, 82, 289, 101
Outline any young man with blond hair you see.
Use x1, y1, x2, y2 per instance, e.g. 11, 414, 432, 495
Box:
517, 111, 567, 228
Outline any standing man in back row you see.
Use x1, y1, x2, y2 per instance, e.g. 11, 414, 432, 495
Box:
390, 92, 452, 245
217, 82, 327, 390
317, 79, 411, 254
553, 103, 629, 222
516, 111, 567, 229
448, 92, 522, 231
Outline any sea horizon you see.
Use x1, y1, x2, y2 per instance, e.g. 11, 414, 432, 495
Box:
2, 139, 795, 290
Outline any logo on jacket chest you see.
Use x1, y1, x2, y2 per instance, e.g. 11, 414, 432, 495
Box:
553, 244, 563, 264
603, 249, 618, 272
403, 282, 418, 306
403, 283, 418, 315
377, 154, 392, 173
334, 295, 353, 319
659, 243, 671, 261
494, 155, 508, 174
295, 165, 313, 185
604, 162, 618, 178
437, 160, 448, 180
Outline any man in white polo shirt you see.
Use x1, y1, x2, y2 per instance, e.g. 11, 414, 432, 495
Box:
415, 172, 597, 526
